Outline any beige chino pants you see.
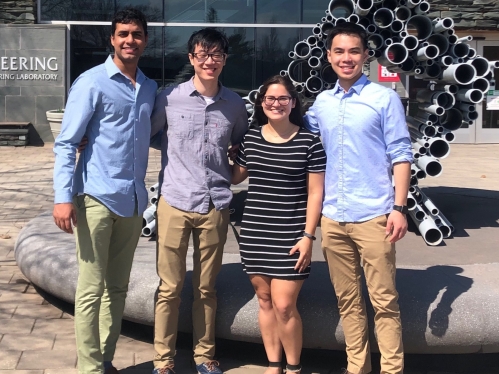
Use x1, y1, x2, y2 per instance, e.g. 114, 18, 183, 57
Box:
153, 198, 230, 368
321, 214, 404, 374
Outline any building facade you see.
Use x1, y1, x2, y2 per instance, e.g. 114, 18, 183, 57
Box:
1, 0, 498, 143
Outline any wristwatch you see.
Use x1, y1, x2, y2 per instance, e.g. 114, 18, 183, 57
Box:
393, 205, 409, 214
303, 232, 316, 241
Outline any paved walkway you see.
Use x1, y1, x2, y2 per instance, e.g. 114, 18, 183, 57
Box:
1, 144, 499, 374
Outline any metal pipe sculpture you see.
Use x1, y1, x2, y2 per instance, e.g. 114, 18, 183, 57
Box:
241, 0, 499, 245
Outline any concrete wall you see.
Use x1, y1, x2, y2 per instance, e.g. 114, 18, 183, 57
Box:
0, 0, 36, 24
0, 24, 66, 144
429, 0, 499, 30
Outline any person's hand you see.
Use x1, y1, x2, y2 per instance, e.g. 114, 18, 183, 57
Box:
289, 237, 313, 273
53, 203, 77, 234
228, 143, 240, 161
77, 136, 88, 153
386, 210, 408, 243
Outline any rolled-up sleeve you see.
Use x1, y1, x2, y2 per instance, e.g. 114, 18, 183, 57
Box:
53, 76, 98, 204
381, 90, 413, 165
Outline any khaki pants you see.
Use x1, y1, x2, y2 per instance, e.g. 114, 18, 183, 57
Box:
321, 215, 404, 374
153, 198, 230, 367
73, 195, 142, 374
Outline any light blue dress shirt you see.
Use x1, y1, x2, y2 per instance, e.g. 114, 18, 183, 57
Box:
305, 74, 412, 222
53, 56, 157, 217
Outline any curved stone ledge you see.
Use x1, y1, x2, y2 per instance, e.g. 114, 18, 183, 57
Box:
15, 211, 499, 354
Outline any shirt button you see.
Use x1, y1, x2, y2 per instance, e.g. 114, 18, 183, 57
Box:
136, 119, 138, 121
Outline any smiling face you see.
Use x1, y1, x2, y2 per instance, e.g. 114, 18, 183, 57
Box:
111, 21, 147, 67
189, 43, 226, 83
327, 33, 369, 91
261, 83, 296, 123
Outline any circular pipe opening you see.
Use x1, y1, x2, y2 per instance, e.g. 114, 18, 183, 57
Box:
466, 111, 479, 120
368, 34, 384, 50
442, 18, 453, 29
306, 76, 324, 93
440, 108, 463, 131
439, 225, 450, 237
472, 78, 490, 93
390, 20, 404, 33
374, 8, 394, 29
328, 0, 355, 18
395, 6, 411, 21
451, 43, 470, 58
446, 63, 476, 85
416, 169, 426, 179
440, 55, 453, 66
415, 210, 425, 220
417, 1, 430, 13
444, 132, 455, 142
358, 17, 371, 28
423, 126, 436, 137
309, 56, 321, 69
424, 64, 442, 78
407, 198, 416, 210
366, 24, 378, 34
429, 139, 449, 158
399, 58, 416, 72
448, 35, 458, 44
311, 47, 323, 58
294, 41, 310, 58
383, 0, 398, 10
426, 45, 439, 59
468, 48, 477, 59
348, 14, 360, 23
470, 57, 490, 78
403, 35, 418, 50
426, 160, 442, 177
313, 26, 322, 36
406, 15, 433, 41
320, 64, 338, 83
307, 36, 317, 46
424, 228, 443, 245
410, 176, 419, 186
321, 22, 335, 35
380, 43, 408, 65
288, 60, 312, 84
427, 34, 449, 56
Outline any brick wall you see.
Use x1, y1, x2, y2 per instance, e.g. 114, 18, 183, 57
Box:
0, 0, 36, 24
427, 0, 499, 29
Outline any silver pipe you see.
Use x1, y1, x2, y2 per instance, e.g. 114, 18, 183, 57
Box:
415, 45, 440, 61
418, 104, 445, 116
384, 38, 394, 47
402, 35, 419, 51
306, 35, 318, 47
321, 22, 335, 36
411, 164, 427, 180
467, 48, 477, 59
409, 204, 426, 221
382, 0, 398, 10
394, 6, 411, 21
312, 25, 322, 36
335, 17, 348, 25
416, 90, 455, 110
435, 211, 455, 233
433, 17, 454, 33
306, 76, 324, 94
426, 137, 450, 159
294, 41, 311, 59
373, 8, 394, 29
407, 191, 418, 210
447, 34, 458, 44
449, 43, 470, 58
405, 15, 433, 41
441, 63, 477, 85
412, 142, 427, 155
466, 77, 490, 94
410, 214, 443, 246
150, 195, 158, 205
456, 103, 475, 112
415, 155, 442, 177
437, 223, 452, 238
142, 204, 156, 228
427, 33, 449, 56
149, 183, 159, 193
415, 188, 440, 216
438, 55, 454, 67
407, 0, 421, 8
439, 108, 463, 131
432, 83, 458, 94
488, 60, 499, 70
456, 35, 473, 43
386, 57, 416, 73
412, 150, 421, 159
328, 0, 355, 19
320, 63, 338, 84
414, 1, 430, 14
463, 111, 479, 121
441, 130, 455, 143
467, 57, 491, 78
348, 14, 359, 23
378, 43, 408, 66
366, 23, 378, 35
142, 219, 157, 237
308, 56, 322, 70
354, 0, 373, 16
414, 111, 438, 124
367, 34, 384, 50
390, 20, 404, 34
456, 88, 484, 104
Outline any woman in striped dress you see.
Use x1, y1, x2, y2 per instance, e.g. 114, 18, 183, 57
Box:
232, 75, 326, 374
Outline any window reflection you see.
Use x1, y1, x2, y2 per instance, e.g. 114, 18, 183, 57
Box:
303, 0, 328, 24
256, 0, 300, 24
41, 0, 162, 22
70, 25, 163, 87
165, 0, 254, 23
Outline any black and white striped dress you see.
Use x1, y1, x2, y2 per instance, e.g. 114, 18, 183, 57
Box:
235, 126, 326, 280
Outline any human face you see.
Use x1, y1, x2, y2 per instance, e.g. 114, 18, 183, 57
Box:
327, 33, 368, 91
261, 84, 295, 123
111, 22, 148, 66
189, 44, 226, 82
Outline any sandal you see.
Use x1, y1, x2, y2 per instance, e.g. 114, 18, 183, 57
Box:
285, 364, 301, 374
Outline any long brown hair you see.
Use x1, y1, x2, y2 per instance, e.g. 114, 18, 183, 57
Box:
254, 75, 304, 128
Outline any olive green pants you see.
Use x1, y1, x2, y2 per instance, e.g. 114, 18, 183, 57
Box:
73, 195, 142, 374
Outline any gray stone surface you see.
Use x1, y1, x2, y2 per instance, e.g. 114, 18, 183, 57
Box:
6, 95, 35, 122
15, 210, 499, 354
0, 28, 21, 49
0, 96, 5, 122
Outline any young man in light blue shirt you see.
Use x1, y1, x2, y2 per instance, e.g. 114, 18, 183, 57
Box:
305, 23, 412, 374
52, 8, 157, 374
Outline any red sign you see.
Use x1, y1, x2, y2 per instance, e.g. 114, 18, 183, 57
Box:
378, 65, 399, 82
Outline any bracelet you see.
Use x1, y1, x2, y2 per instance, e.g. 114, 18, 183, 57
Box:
303, 232, 316, 241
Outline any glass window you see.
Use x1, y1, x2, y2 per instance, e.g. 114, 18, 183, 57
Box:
303, 0, 328, 24
165, 0, 255, 23
255, 27, 302, 86
483, 46, 499, 129
70, 25, 163, 87
41, 0, 163, 22
256, 0, 301, 24
163, 27, 255, 95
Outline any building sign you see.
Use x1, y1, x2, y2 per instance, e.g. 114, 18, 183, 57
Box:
378, 65, 399, 82
486, 90, 499, 110
0, 56, 59, 81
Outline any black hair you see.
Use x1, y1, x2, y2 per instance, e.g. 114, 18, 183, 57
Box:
187, 28, 229, 54
254, 75, 304, 128
112, 7, 148, 36
326, 22, 368, 51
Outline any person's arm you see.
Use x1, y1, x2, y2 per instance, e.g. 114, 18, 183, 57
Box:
53, 76, 98, 234
382, 90, 413, 243
303, 100, 321, 135
232, 133, 248, 185
290, 171, 325, 273
150, 89, 168, 149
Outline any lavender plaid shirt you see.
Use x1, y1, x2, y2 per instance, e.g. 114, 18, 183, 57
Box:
151, 78, 248, 214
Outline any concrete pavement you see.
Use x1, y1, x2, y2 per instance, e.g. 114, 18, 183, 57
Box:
1, 144, 499, 374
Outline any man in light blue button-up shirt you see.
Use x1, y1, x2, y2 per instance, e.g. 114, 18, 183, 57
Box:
305, 23, 412, 374
52, 8, 157, 374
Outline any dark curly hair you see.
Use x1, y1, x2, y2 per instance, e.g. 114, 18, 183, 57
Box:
188, 28, 229, 55
326, 22, 368, 51
112, 7, 148, 36
254, 75, 304, 128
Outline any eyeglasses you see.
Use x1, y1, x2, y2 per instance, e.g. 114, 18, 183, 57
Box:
191, 52, 227, 63
262, 96, 292, 106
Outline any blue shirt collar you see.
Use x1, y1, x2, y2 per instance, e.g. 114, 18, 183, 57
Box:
104, 55, 147, 85
333, 74, 368, 95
